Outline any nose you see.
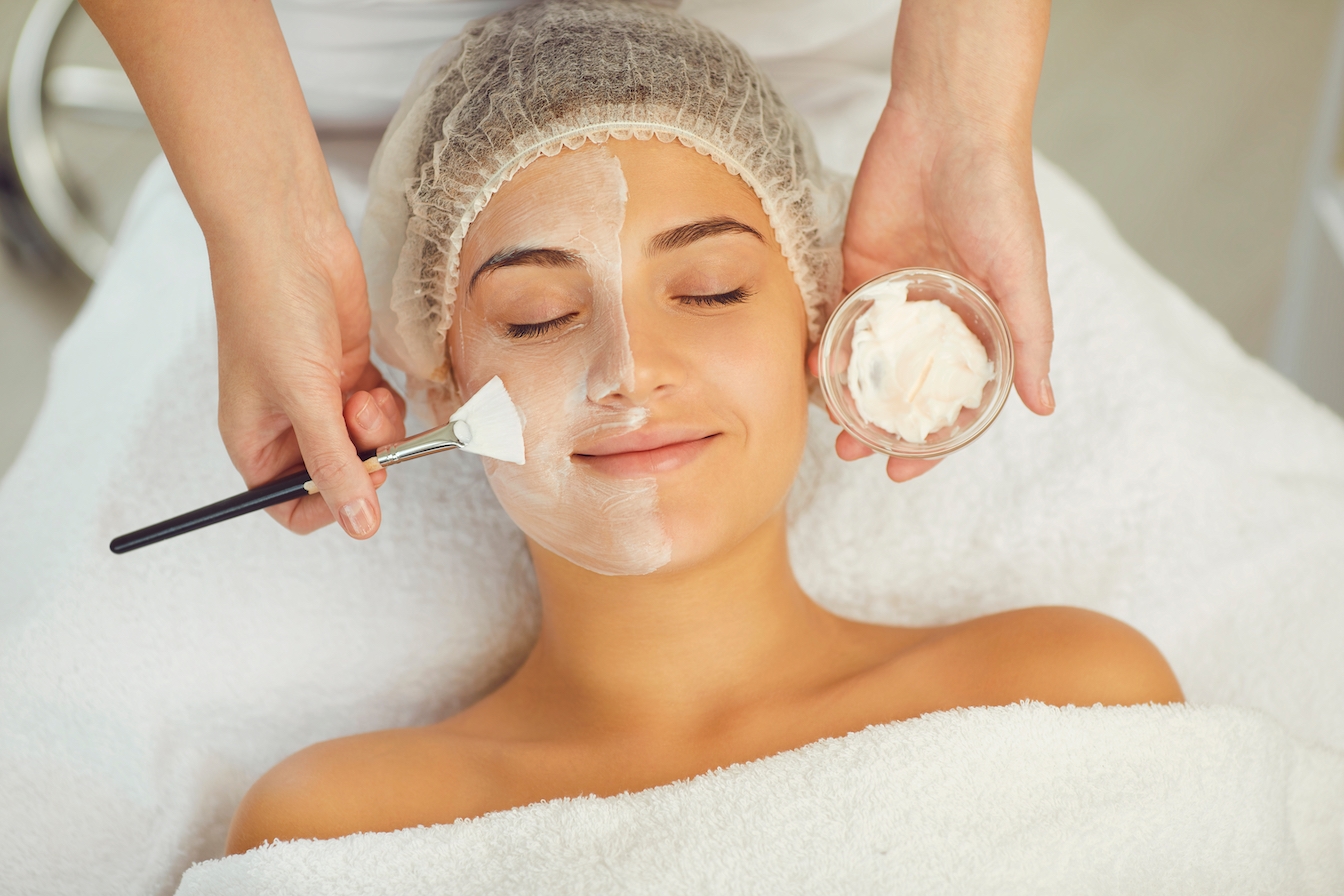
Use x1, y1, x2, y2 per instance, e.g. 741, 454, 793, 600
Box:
586, 291, 684, 406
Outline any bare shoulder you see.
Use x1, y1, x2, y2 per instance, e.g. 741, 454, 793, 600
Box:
225, 727, 473, 855
918, 606, 1184, 710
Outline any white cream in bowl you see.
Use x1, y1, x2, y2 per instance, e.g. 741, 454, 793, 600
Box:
846, 281, 995, 444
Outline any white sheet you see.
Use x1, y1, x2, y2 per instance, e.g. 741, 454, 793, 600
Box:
2, 30, 1343, 896
176, 703, 1344, 895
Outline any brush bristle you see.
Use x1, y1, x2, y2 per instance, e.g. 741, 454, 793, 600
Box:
449, 376, 525, 465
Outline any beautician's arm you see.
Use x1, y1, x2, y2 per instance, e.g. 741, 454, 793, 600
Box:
81, 0, 404, 537
828, 0, 1054, 482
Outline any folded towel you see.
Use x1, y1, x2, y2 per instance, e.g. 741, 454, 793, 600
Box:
175, 702, 1344, 896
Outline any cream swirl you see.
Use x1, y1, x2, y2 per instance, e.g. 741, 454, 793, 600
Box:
847, 282, 994, 443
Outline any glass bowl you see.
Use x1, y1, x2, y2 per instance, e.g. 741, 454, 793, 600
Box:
817, 268, 1014, 460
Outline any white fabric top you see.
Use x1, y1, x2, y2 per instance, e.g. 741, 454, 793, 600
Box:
275, 0, 523, 126
275, 0, 901, 127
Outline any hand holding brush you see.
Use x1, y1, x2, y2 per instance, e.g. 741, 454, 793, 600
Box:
111, 377, 524, 554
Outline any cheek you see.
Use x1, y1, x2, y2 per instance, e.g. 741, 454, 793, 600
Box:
698, 296, 809, 446
657, 293, 807, 562
447, 305, 493, 399
452, 310, 570, 401
451, 325, 584, 470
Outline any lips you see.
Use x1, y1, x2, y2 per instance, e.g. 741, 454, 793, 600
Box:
572, 426, 719, 476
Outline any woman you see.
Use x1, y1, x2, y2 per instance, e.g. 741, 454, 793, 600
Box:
225, 1, 1178, 853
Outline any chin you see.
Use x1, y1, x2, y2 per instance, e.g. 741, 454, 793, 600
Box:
645, 446, 799, 573
652, 503, 770, 573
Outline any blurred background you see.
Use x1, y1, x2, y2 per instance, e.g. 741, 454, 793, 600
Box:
2, 0, 1343, 478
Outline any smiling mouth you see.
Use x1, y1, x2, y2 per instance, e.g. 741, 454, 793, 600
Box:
572, 430, 720, 477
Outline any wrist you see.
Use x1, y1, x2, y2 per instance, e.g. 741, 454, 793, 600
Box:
889, 0, 1049, 141
197, 139, 347, 252
199, 167, 356, 307
870, 92, 1034, 190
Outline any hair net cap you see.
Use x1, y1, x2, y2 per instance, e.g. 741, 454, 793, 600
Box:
363, 0, 848, 418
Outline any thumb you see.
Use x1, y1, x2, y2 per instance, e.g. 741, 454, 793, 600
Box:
990, 251, 1055, 417
996, 180, 1055, 416
1002, 280, 1055, 417
287, 382, 381, 539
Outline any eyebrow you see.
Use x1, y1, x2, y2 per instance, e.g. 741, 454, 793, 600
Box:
469, 247, 583, 292
646, 217, 764, 255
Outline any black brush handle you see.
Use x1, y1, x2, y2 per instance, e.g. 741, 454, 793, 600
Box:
109, 448, 377, 554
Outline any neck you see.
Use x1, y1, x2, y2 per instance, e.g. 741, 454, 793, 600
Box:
507, 511, 843, 734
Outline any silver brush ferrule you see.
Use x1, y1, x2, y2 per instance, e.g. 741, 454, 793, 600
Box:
375, 420, 469, 468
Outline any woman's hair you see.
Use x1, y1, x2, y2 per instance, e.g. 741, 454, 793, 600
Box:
362, 0, 847, 420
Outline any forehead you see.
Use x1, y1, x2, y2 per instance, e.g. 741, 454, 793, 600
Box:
468, 139, 774, 250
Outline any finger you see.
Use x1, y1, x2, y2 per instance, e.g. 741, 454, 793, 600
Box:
262, 390, 405, 535
835, 430, 874, 461
344, 390, 405, 489
260, 495, 329, 536
994, 267, 1055, 417
371, 386, 406, 430
347, 389, 404, 449
262, 443, 395, 538
220, 410, 340, 537
286, 378, 382, 540
350, 365, 408, 429
885, 455, 941, 483
252, 444, 343, 536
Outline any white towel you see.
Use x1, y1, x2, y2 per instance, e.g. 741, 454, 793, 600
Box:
175, 702, 1344, 896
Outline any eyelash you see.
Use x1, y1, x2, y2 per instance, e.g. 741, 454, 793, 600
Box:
503, 288, 749, 339
679, 287, 753, 307
505, 312, 578, 339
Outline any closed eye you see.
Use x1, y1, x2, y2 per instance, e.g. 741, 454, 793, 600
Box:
677, 287, 753, 307
505, 312, 579, 339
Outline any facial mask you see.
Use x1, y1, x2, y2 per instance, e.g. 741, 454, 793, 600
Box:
451, 146, 673, 576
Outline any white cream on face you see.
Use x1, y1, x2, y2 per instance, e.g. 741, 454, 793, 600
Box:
452, 146, 672, 576
847, 281, 994, 444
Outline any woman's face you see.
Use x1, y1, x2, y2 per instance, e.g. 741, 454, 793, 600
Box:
450, 139, 809, 576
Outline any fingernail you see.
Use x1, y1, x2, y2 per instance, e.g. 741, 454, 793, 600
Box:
340, 498, 375, 538
1039, 375, 1055, 412
355, 395, 382, 431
